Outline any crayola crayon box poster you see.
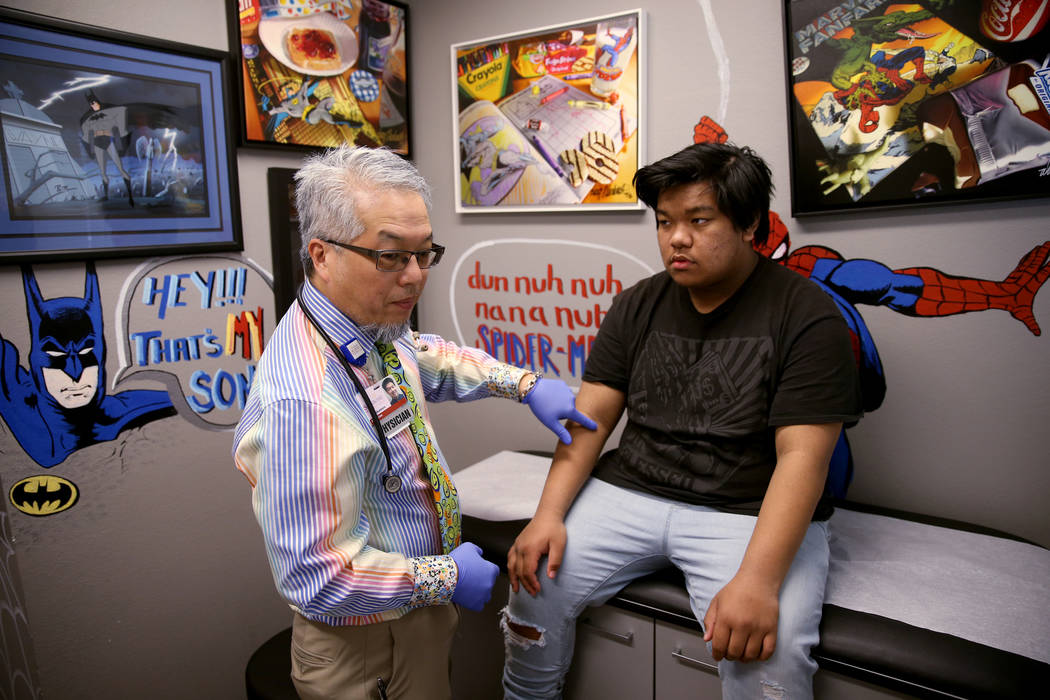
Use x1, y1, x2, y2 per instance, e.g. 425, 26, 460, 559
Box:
452, 10, 645, 212
784, 0, 1050, 214
458, 100, 579, 207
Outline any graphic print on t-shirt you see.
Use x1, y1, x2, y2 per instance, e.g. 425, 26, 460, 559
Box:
623, 331, 773, 490
697, 352, 739, 415
638, 332, 772, 432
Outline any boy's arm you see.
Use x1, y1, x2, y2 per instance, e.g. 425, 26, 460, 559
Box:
507, 381, 626, 595
703, 422, 841, 663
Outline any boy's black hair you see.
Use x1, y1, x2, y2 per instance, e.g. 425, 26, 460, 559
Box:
632, 142, 774, 245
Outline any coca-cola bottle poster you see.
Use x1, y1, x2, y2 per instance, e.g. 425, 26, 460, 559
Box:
784, 0, 1049, 214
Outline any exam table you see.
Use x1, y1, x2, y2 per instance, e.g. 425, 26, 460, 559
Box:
246, 450, 1050, 699
451, 450, 1050, 699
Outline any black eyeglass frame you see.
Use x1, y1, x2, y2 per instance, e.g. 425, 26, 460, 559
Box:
319, 238, 446, 271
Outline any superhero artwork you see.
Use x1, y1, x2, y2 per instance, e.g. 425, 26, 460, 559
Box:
755, 214, 1049, 497
0, 62, 206, 218
9, 474, 79, 516
694, 115, 1050, 497
784, 0, 1050, 214
0, 9, 240, 261
0, 263, 174, 469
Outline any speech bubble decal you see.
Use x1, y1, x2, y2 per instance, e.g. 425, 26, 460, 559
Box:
113, 254, 273, 430
450, 239, 655, 385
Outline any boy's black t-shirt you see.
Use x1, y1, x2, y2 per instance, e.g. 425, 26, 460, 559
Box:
583, 255, 862, 520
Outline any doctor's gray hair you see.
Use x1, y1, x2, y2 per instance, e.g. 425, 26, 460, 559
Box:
294, 145, 432, 274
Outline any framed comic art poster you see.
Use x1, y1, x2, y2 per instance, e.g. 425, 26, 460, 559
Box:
0, 7, 242, 262
783, 0, 1050, 215
451, 9, 645, 212
229, 0, 410, 154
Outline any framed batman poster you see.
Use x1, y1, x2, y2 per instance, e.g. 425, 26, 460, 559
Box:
0, 7, 242, 262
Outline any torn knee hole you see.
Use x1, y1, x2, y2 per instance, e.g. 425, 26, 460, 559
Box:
506, 620, 541, 640
501, 608, 546, 648
760, 680, 787, 700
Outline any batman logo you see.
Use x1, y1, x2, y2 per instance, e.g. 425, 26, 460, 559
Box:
10, 475, 79, 516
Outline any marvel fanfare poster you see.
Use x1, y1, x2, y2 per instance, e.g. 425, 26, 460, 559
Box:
785, 0, 1050, 213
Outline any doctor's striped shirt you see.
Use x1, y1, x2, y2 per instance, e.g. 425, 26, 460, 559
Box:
233, 281, 527, 625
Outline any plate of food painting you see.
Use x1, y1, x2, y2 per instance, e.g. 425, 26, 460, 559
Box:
231, 0, 410, 153
258, 13, 359, 77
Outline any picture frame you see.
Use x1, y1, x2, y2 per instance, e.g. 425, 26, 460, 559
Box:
0, 7, 242, 262
229, 0, 411, 155
782, 0, 1050, 216
267, 167, 303, 318
451, 9, 645, 213
267, 166, 417, 328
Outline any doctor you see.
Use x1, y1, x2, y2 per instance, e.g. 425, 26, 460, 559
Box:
233, 145, 595, 700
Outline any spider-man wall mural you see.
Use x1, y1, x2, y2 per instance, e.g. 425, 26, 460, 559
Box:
694, 116, 1050, 498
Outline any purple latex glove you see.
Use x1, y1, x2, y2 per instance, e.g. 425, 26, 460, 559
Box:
450, 542, 499, 611
523, 378, 598, 444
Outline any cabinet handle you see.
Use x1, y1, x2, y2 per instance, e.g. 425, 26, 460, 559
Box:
671, 648, 718, 672
580, 618, 634, 644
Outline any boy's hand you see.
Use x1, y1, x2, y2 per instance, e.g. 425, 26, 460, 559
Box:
507, 514, 566, 596
703, 573, 779, 663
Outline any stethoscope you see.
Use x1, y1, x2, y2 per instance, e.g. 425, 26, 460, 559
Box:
296, 284, 402, 494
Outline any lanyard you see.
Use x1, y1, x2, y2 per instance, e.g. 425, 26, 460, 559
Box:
295, 284, 401, 493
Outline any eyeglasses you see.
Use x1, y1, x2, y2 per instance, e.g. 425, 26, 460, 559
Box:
320, 239, 445, 271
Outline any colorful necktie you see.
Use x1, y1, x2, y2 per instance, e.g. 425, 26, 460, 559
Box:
375, 340, 461, 554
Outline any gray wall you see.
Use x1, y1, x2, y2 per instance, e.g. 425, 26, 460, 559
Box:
0, 1, 297, 698
0, 0, 1047, 698
417, 0, 1050, 552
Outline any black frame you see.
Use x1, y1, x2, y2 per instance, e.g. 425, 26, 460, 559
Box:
0, 7, 242, 262
267, 167, 302, 318
782, 0, 1050, 216
228, 0, 411, 155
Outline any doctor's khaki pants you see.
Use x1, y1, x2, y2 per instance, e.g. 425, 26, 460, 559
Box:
291, 604, 459, 700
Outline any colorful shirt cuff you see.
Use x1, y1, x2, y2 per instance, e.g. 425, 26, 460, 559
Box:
487, 363, 529, 400
409, 554, 457, 606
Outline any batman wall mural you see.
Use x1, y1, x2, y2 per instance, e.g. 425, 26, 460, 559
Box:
9, 474, 79, 516
0, 262, 174, 468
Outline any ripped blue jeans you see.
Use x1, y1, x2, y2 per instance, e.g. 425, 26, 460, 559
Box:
502, 478, 830, 699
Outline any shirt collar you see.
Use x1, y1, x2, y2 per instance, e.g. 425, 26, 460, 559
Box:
298, 279, 380, 353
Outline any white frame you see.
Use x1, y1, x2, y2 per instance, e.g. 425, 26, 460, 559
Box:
451, 9, 646, 213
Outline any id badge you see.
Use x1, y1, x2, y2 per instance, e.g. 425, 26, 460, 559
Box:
360, 374, 413, 440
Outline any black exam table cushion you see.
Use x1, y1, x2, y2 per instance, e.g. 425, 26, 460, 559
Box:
463, 508, 1050, 700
